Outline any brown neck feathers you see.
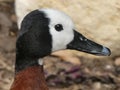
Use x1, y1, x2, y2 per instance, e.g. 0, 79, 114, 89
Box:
10, 65, 48, 90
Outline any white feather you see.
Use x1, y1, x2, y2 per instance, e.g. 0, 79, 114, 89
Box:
39, 9, 74, 51
38, 58, 43, 65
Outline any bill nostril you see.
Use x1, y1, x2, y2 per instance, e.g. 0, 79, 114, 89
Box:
79, 37, 87, 41
79, 37, 83, 41
84, 38, 87, 41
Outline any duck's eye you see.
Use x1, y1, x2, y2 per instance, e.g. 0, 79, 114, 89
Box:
54, 24, 63, 31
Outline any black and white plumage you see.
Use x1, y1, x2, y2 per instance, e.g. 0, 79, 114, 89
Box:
15, 9, 111, 72
10, 9, 111, 90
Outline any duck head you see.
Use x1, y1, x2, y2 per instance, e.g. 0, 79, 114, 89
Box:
16, 9, 111, 72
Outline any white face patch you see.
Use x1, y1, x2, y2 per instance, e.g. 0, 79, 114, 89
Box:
39, 9, 74, 51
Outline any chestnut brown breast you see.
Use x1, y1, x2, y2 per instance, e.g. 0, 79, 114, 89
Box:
10, 66, 48, 90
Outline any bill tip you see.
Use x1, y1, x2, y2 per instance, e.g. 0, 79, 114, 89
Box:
102, 47, 111, 56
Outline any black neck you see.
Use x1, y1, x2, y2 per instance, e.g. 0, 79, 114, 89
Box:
15, 10, 52, 73
15, 53, 41, 73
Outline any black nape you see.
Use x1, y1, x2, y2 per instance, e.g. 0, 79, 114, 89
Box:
15, 10, 52, 73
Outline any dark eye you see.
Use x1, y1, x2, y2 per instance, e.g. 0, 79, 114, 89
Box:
54, 24, 63, 31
